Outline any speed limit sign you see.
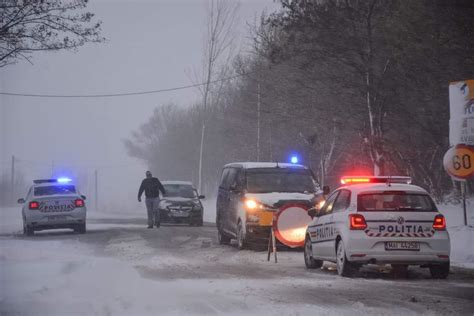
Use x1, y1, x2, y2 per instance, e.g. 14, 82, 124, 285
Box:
443, 145, 474, 179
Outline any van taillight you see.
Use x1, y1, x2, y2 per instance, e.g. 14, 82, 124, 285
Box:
74, 199, 84, 207
433, 214, 446, 231
349, 214, 367, 230
29, 201, 39, 210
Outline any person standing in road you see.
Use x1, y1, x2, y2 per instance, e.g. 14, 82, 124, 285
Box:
138, 171, 166, 228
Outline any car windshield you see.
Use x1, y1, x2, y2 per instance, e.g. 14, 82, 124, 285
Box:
163, 184, 196, 198
246, 168, 317, 193
358, 192, 437, 212
34, 185, 76, 196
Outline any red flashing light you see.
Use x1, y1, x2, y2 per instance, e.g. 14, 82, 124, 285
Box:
29, 201, 39, 210
433, 214, 446, 231
341, 177, 371, 185
74, 199, 85, 208
341, 176, 412, 185
349, 214, 367, 230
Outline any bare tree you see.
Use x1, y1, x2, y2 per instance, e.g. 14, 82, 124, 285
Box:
194, 0, 239, 194
0, 0, 104, 67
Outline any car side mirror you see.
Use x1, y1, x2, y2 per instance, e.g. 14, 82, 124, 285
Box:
323, 185, 330, 195
17, 198, 25, 204
198, 195, 205, 199
308, 208, 317, 218
81, 195, 87, 200
230, 184, 241, 192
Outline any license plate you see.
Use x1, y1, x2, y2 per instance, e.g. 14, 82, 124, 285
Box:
47, 215, 67, 221
171, 211, 189, 217
385, 241, 420, 251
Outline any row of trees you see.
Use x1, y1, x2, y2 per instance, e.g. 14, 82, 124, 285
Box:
125, 0, 474, 201
1, 0, 103, 67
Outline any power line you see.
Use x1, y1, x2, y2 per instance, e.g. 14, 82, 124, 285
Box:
0, 73, 246, 98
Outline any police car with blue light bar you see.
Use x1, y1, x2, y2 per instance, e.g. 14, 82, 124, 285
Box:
18, 178, 87, 236
304, 176, 450, 278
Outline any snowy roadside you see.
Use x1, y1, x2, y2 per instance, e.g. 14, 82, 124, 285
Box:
438, 198, 474, 268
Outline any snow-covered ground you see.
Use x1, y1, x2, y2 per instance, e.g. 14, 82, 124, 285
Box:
437, 198, 474, 268
1, 199, 473, 315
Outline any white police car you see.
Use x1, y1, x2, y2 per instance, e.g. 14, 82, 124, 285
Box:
18, 178, 87, 236
304, 176, 450, 278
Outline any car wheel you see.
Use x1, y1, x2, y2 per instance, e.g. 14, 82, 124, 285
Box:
75, 223, 86, 234
429, 262, 450, 279
25, 225, 34, 236
336, 240, 357, 277
392, 264, 409, 278
196, 216, 203, 227
217, 230, 231, 245
237, 222, 246, 250
304, 235, 323, 269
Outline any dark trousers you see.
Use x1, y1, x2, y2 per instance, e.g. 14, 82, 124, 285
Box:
145, 197, 160, 226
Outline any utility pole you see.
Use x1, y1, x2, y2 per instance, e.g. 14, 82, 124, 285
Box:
269, 123, 273, 161
11, 155, 15, 204
257, 82, 261, 162
461, 181, 467, 226
94, 170, 98, 210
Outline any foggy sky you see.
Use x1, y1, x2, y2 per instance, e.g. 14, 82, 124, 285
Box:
0, 0, 278, 211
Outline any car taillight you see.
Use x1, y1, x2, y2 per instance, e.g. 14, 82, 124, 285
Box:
29, 201, 39, 210
349, 214, 367, 230
433, 214, 446, 231
75, 199, 85, 208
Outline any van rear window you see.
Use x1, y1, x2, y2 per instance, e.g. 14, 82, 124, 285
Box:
34, 185, 76, 196
357, 192, 437, 212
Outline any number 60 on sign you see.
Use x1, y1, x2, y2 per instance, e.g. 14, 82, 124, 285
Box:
443, 145, 474, 179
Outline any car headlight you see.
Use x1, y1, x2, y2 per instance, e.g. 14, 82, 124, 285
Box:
244, 199, 264, 211
316, 200, 325, 209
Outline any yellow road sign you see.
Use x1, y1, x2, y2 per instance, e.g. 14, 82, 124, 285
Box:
443, 145, 474, 179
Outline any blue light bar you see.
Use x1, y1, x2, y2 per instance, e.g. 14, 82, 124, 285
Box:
57, 177, 72, 183
290, 156, 299, 164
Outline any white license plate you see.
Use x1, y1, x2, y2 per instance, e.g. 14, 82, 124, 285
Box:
171, 211, 189, 217
47, 215, 68, 221
385, 241, 420, 251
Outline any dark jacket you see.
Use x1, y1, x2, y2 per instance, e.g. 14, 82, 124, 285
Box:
138, 177, 166, 199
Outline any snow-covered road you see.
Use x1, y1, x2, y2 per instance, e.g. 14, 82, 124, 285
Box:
1, 206, 473, 316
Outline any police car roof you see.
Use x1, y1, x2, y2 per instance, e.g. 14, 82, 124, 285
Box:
162, 180, 194, 186
340, 183, 429, 195
224, 162, 307, 169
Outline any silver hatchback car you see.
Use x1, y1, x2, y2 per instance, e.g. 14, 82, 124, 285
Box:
18, 178, 87, 235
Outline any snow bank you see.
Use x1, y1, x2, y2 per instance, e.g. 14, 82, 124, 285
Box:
201, 197, 216, 223
438, 198, 474, 268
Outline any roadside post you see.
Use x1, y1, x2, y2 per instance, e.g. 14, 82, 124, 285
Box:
443, 79, 474, 226
267, 213, 278, 263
